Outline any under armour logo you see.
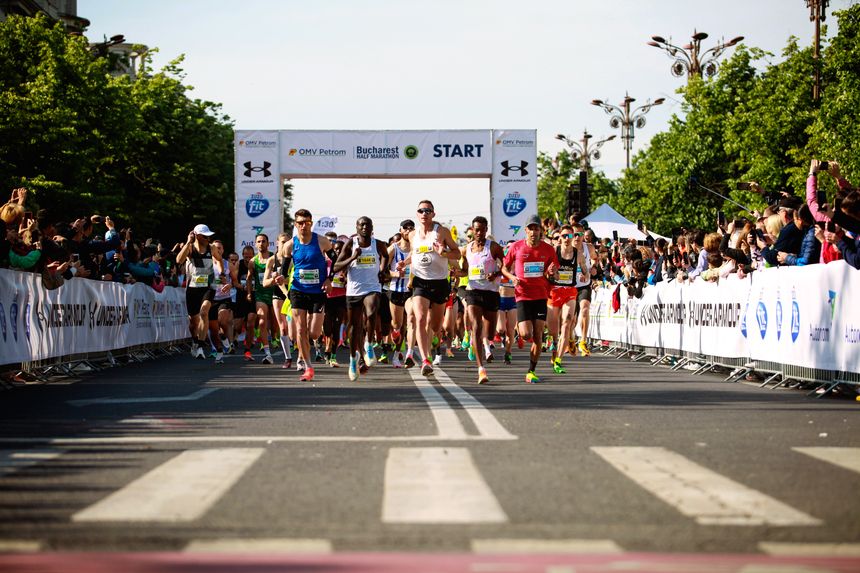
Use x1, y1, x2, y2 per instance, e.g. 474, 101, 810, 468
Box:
244, 161, 272, 178
501, 160, 528, 177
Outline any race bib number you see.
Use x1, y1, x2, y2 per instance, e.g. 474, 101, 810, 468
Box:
257, 271, 265, 284
332, 274, 345, 287
523, 261, 545, 278
298, 269, 320, 285
357, 255, 376, 267
557, 270, 573, 285
193, 275, 209, 286
415, 245, 432, 254
469, 264, 485, 280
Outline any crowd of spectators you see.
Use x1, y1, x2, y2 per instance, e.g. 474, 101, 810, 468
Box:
538, 159, 859, 299
0, 187, 188, 290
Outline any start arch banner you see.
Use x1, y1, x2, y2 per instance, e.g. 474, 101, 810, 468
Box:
234, 129, 537, 250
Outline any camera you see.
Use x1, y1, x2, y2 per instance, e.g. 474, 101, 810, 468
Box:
819, 161, 829, 171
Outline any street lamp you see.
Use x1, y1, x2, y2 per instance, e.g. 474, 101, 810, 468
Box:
90, 34, 125, 57
555, 130, 616, 172
647, 30, 743, 80
806, 0, 829, 102
554, 130, 616, 217
591, 94, 664, 169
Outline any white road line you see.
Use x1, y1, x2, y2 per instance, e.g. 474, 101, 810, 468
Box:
185, 538, 332, 553
793, 447, 860, 475
407, 368, 468, 439
68, 387, 219, 407
72, 448, 264, 522
0, 434, 510, 445
759, 542, 860, 556
592, 447, 821, 526
434, 368, 516, 440
0, 449, 63, 476
471, 539, 623, 554
0, 540, 42, 552
382, 447, 507, 524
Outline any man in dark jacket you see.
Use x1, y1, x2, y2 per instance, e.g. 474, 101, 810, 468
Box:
762, 198, 804, 266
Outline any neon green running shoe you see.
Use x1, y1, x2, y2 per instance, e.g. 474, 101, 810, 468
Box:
525, 371, 540, 384
552, 359, 566, 374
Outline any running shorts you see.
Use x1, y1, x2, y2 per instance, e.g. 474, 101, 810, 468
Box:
516, 299, 548, 323
411, 277, 450, 306
289, 289, 326, 314
465, 289, 500, 312
549, 286, 578, 308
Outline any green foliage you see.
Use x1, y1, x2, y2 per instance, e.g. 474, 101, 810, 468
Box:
0, 14, 235, 248
537, 151, 619, 222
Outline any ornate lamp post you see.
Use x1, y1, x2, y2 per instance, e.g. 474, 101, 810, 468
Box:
807, 0, 829, 102
647, 30, 743, 80
591, 94, 664, 169
554, 131, 615, 217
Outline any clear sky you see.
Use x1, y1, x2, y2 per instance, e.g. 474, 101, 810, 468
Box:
80, 0, 852, 239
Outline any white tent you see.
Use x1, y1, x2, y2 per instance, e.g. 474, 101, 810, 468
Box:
581, 203, 649, 241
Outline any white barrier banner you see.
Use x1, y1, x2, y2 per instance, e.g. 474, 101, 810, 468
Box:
490, 130, 538, 243
0, 269, 188, 365
590, 262, 860, 373
280, 130, 492, 177
235, 130, 282, 251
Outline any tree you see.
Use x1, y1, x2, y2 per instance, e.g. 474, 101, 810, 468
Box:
537, 151, 619, 223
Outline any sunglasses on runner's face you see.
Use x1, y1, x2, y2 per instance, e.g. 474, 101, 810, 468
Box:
574, 232, 584, 237
417, 208, 433, 214
561, 233, 574, 239
295, 219, 312, 226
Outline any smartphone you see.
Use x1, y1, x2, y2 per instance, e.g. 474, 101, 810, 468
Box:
23, 211, 33, 220
817, 189, 826, 208
736, 182, 751, 190
636, 219, 643, 231
612, 230, 619, 242
819, 161, 829, 171
717, 211, 726, 227
815, 221, 826, 230
826, 222, 836, 233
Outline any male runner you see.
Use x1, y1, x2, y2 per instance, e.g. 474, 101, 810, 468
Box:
176, 224, 215, 359
547, 225, 587, 373
388, 221, 415, 368
399, 200, 460, 376
250, 234, 276, 364
275, 209, 333, 382
502, 214, 559, 383
333, 216, 389, 381
266, 233, 294, 369
235, 246, 260, 361
460, 216, 505, 384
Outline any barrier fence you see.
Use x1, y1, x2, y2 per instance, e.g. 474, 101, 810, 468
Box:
0, 268, 188, 383
588, 261, 860, 397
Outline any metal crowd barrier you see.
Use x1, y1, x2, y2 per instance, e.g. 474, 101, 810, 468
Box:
591, 337, 858, 399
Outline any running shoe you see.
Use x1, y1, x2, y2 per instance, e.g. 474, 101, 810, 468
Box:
477, 366, 489, 384
432, 354, 442, 366
379, 352, 389, 365
578, 339, 591, 356
552, 359, 566, 374
365, 343, 377, 367
516, 336, 524, 349
329, 355, 339, 368
392, 353, 403, 368
504, 352, 512, 365
525, 371, 540, 384
195, 347, 206, 360
421, 359, 434, 376
296, 358, 306, 371
460, 335, 470, 351
209, 350, 217, 359
493, 335, 502, 344
261, 354, 274, 365
404, 354, 415, 368
244, 350, 255, 362
445, 346, 455, 358
214, 352, 224, 364
314, 350, 325, 363
391, 329, 402, 345
358, 354, 369, 374
300, 367, 315, 382
485, 347, 494, 363
282, 358, 292, 369
190, 344, 198, 358
348, 357, 358, 381
432, 335, 440, 347
467, 345, 475, 361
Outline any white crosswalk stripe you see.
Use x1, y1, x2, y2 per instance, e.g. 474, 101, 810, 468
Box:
0, 449, 63, 476
72, 448, 264, 522
793, 447, 860, 475
382, 447, 507, 524
592, 447, 821, 526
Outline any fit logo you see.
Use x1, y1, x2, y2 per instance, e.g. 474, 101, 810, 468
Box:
501, 160, 528, 177
243, 161, 272, 178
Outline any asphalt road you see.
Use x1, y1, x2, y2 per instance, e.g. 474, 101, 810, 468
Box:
0, 345, 858, 571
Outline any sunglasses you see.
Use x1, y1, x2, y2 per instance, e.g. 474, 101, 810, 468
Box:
417, 208, 433, 214
295, 219, 312, 226
574, 232, 584, 237
561, 233, 573, 239
402, 226, 415, 231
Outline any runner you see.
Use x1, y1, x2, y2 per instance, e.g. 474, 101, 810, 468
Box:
249, 233, 276, 364
266, 233, 294, 369
176, 224, 215, 359
502, 214, 559, 383
323, 235, 347, 367
275, 209, 334, 382
497, 249, 517, 365
573, 224, 596, 356
235, 246, 259, 361
205, 239, 237, 364
387, 221, 414, 368
333, 216, 389, 381
547, 225, 587, 374
460, 216, 505, 384
399, 200, 460, 376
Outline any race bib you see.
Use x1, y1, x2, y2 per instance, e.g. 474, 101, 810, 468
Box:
357, 255, 376, 267
257, 271, 265, 284
557, 270, 573, 285
298, 269, 320, 285
415, 245, 433, 254
332, 274, 345, 287
469, 264, 485, 280
523, 261, 545, 278
193, 275, 209, 286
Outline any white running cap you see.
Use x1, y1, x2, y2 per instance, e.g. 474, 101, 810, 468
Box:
193, 224, 215, 237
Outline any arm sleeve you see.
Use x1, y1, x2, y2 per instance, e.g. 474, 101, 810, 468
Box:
806, 175, 829, 223
9, 248, 42, 270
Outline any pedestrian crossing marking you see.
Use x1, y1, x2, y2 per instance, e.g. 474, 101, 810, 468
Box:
184, 538, 332, 553
67, 387, 219, 407
471, 539, 623, 554
0, 540, 42, 552
0, 450, 63, 476
382, 447, 508, 523
72, 448, 264, 522
759, 542, 860, 556
793, 447, 860, 475
592, 447, 822, 526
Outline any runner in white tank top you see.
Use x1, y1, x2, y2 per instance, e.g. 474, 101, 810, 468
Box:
398, 200, 460, 376
332, 216, 389, 381
459, 216, 506, 384
387, 220, 416, 368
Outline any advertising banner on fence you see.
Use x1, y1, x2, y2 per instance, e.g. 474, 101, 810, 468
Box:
0, 269, 187, 365
589, 262, 860, 374
279, 130, 493, 177
490, 130, 538, 244
235, 130, 282, 251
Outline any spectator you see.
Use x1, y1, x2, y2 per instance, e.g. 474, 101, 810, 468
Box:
778, 204, 820, 266
762, 198, 804, 267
